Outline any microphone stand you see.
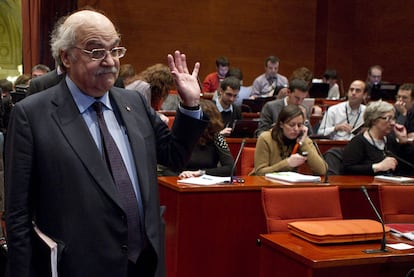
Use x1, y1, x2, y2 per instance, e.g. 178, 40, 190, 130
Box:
224, 138, 246, 184
361, 186, 389, 253
385, 150, 414, 170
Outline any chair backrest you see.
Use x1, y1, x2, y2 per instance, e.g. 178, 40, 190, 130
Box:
240, 147, 255, 175
323, 147, 344, 175
261, 186, 343, 233
379, 185, 414, 223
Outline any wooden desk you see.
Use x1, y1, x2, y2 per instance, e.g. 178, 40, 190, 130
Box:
158, 175, 391, 277
259, 232, 414, 277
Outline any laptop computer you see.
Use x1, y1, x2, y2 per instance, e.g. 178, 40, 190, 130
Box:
242, 96, 275, 113
309, 83, 329, 98
369, 83, 399, 101
230, 120, 259, 138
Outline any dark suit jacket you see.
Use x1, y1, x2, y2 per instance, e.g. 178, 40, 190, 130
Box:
5, 80, 207, 277
27, 69, 65, 95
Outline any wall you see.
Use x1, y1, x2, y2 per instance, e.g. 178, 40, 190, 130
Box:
27, 0, 414, 90
78, 0, 318, 85
0, 0, 22, 79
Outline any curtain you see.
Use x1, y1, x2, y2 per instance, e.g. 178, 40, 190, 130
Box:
21, 0, 40, 75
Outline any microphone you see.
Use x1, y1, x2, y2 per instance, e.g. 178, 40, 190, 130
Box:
360, 186, 388, 253
312, 140, 329, 183
224, 138, 246, 184
385, 150, 414, 170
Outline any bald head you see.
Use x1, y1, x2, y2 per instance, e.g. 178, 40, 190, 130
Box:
347, 80, 366, 108
51, 10, 120, 69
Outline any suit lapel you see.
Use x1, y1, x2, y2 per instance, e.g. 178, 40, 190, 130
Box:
51, 82, 122, 209
109, 89, 151, 204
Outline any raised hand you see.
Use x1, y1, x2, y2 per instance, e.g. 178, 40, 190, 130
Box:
167, 50, 201, 107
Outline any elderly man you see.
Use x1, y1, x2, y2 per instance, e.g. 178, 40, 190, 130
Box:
317, 80, 367, 140
5, 9, 207, 277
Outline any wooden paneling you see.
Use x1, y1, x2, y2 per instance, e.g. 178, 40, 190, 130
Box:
77, 0, 317, 85
29, 1, 414, 92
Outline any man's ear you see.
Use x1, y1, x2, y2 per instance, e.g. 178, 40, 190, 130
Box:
60, 50, 72, 69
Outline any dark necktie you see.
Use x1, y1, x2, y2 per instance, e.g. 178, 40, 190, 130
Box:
92, 101, 144, 262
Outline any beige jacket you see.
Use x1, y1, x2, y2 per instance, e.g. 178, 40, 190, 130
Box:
253, 131, 327, 176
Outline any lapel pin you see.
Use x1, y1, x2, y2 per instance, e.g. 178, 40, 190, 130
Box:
126, 106, 131, 111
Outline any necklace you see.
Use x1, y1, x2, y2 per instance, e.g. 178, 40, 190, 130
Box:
367, 129, 387, 156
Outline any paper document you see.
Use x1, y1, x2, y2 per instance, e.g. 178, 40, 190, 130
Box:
387, 223, 414, 241
177, 175, 230, 185
374, 175, 414, 183
33, 225, 58, 277
265, 172, 321, 183
386, 243, 414, 250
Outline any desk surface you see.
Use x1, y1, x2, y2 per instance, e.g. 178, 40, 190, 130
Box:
158, 175, 383, 192
260, 233, 414, 268
259, 232, 414, 277
158, 176, 413, 277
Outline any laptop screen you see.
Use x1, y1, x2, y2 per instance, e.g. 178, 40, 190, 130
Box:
230, 120, 259, 138
309, 83, 329, 98
369, 83, 399, 101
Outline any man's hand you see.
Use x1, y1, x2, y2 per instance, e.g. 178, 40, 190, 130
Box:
395, 100, 407, 116
167, 50, 201, 107
335, 122, 353, 133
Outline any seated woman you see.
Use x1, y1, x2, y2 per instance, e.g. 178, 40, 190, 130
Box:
253, 104, 327, 176
160, 99, 235, 178
343, 100, 413, 175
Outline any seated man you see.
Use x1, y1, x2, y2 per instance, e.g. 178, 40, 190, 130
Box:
202, 56, 230, 94
251, 56, 288, 98
394, 83, 414, 140
225, 67, 252, 106
213, 76, 242, 136
255, 79, 310, 137
317, 80, 366, 140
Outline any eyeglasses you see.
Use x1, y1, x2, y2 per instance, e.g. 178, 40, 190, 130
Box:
378, 116, 396, 122
74, 46, 127, 61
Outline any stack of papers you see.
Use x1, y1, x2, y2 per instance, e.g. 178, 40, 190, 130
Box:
265, 172, 321, 183
387, 223, 414, 241
374, 175, 414, 183
177, 175, 230, 185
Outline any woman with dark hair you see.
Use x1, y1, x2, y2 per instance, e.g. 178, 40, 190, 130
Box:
343, 100, 413, 175
160, 99, 235, 177
253, 104, 326, 176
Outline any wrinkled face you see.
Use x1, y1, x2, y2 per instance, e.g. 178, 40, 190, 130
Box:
219, 86, 239, 107
347, 81, 366, 106
287, 89, 307, 105
280, 115, 304, 140
217, 65, 229, 78
61, 13, 121, 98
265, 61, 279, 78
396, 89, 414, 110
369, 68, 382, 85
373, 110, 395, 135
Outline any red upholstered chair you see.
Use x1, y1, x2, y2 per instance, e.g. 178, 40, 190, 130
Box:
261, 186, 343, 233
240, 147, 255, 175
379, 185, 414, 223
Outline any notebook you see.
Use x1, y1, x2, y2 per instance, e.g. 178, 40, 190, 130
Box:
309, 83, 329, 98
230, 120, 259, 138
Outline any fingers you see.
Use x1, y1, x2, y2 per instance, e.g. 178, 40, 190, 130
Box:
192, 62, 200, 78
